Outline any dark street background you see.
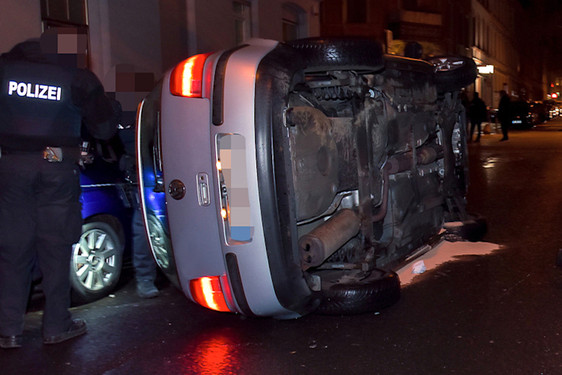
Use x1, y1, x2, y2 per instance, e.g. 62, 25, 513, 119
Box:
4, 119, 562, 375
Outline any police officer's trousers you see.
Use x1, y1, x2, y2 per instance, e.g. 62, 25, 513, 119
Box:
0, 153, 82, 337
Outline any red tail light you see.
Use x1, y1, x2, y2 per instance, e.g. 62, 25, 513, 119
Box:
190, 276, 232, 312
169, 53, 212, 97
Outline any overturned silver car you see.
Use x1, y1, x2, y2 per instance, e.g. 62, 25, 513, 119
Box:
137, 38, 483, 318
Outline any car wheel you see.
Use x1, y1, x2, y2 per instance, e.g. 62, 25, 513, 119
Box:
70, 221, 123, 304
428, 56, 477, 93
146, 214, 171, 270
314, 269, 401, 315
289, 37, 384, 71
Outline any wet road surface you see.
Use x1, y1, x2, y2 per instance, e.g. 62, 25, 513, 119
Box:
4, 119, 562, 374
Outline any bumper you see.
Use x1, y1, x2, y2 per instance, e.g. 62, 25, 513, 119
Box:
138, 40, 314, 318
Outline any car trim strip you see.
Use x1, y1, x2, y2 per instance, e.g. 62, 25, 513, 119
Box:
212, 45, 248, 126
225, 252, 255, 316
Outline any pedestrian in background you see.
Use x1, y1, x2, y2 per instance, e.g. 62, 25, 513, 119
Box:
498, 90, 512, 141
468, 92, 487, 142
0, 28, 119, 349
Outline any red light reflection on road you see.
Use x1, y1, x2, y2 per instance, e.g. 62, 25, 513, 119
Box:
185, 333, 241, 375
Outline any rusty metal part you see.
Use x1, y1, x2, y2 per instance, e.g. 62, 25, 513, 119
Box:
371, 143, 442, 224
299, 209, 361, 269
287, 106, 339, 221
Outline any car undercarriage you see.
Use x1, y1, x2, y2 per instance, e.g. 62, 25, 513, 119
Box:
258, 38, 480, 313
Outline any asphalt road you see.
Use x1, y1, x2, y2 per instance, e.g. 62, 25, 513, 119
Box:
4, 119, 562, 375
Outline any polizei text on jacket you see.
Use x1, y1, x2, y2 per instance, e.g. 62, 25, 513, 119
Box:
7, 81, 62, 101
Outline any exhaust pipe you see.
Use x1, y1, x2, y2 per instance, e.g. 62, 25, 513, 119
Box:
299, 209, 361, 269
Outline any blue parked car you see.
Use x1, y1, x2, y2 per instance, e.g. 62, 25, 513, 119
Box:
69, 133, 136, 303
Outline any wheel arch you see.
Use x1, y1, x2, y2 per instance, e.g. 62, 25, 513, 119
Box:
254, 42, 321, 317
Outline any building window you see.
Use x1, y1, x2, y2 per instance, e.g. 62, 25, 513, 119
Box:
282, 3, 306, 42
347, 0, 367, 24
321, 0, 344, 24
234, 1, 252, 45
41, 0, 88, 26
283, 17, 298, 42
403, 0, 439, 13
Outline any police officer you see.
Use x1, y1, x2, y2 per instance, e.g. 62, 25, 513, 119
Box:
0, 30, 118, 349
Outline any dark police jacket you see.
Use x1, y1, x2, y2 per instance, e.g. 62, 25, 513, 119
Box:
0, 41, 117, 153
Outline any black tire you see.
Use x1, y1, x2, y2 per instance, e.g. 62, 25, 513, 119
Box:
70, 221, 123, 304
315, 269, 401, 315
288, 37, 384, 72
444, 214, 488, 242
428, 56, 477, 93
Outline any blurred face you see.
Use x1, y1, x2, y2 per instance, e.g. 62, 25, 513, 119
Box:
40, 27, 88, 68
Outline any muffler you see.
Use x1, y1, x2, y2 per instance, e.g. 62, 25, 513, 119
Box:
299, 209, 361, 269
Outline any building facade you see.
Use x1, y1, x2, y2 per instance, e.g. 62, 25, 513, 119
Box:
0, 0, 549, 109
1, 0, 321, 96
320, 0, 546, 108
